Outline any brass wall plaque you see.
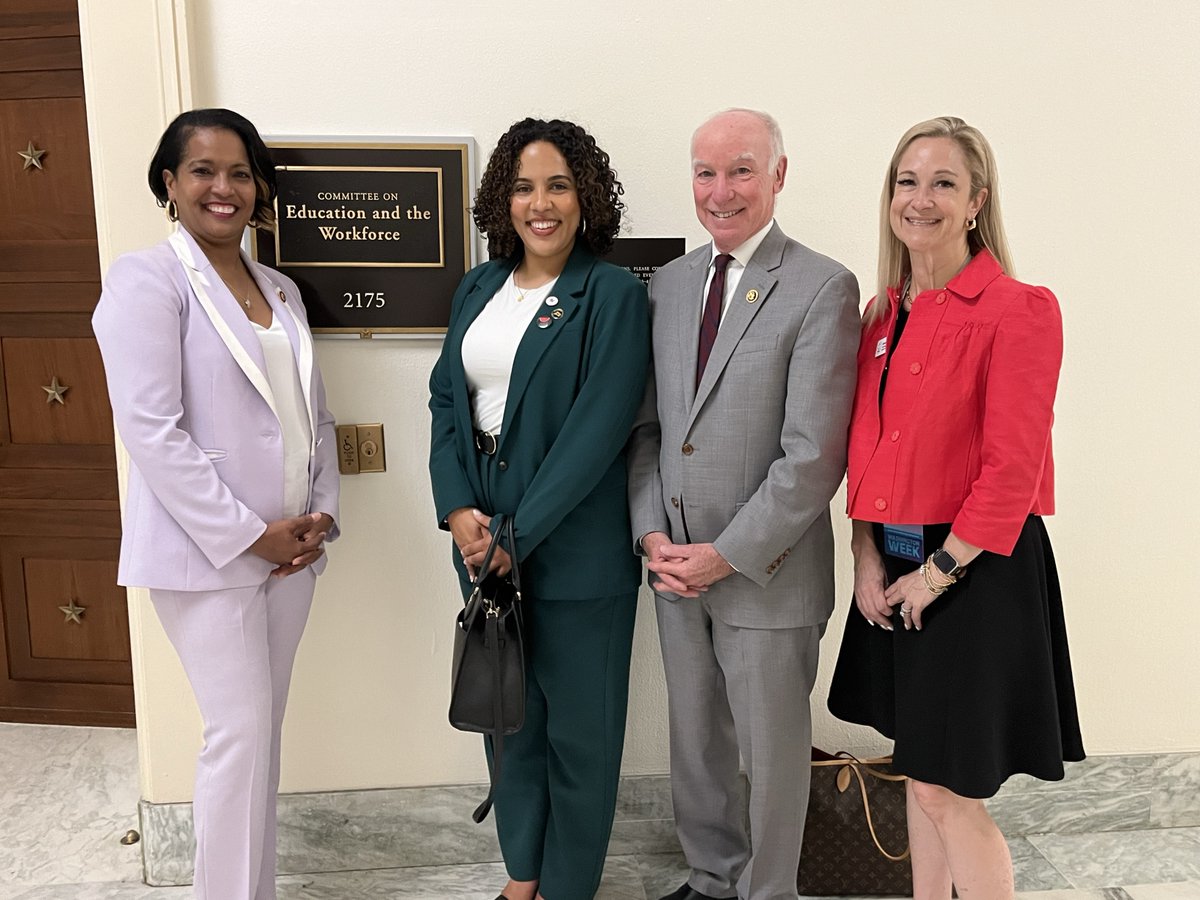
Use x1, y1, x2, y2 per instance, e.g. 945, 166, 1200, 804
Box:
252, 139, 476, 335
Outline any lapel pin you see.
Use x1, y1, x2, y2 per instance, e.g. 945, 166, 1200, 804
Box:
745, 289, 759, 303
545, 296, 559, 307
537, 315, 552, 329
551, 308, 564, 319
277, 287, 286, 303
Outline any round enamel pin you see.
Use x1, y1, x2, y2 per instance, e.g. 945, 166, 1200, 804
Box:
745, 289, 759, 303
551, 308, 564, 319
537, 316, 552, 329
545, 296, 559, 307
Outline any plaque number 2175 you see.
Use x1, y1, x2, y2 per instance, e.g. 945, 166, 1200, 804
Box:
343, 292, 386, 308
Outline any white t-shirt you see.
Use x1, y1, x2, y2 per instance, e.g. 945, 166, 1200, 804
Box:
461, 270, 559, 434
252, 314, 313, 517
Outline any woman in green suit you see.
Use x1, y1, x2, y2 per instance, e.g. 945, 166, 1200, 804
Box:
428, 118, 650, 900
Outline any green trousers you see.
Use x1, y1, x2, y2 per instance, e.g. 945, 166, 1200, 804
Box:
486, 590, 637, 900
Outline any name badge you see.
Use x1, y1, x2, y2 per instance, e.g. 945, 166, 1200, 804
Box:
875, 337, 887, 358
882, 523, 924, 562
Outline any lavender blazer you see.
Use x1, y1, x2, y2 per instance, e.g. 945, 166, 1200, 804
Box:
92, 229, 340, 592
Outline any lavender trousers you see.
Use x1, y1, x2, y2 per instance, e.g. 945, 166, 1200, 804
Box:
150, 568, 316, 900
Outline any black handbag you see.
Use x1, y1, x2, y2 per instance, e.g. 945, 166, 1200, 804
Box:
797, 749, 912, 896
448, 514, 525, 822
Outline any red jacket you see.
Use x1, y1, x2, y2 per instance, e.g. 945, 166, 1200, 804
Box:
845, 251, 1061, 555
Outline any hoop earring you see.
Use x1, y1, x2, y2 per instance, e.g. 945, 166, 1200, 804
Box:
166, 199, 178, 222
248, 217, 259, 229
579, 217, 588, 236
966, 217, 977, 231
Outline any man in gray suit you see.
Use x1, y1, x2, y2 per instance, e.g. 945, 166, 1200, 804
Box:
628, 108, 860, 900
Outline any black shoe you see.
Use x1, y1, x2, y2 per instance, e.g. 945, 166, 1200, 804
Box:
659, 883, 727, 900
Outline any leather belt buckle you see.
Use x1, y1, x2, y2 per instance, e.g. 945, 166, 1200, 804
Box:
474, 430, 498, 456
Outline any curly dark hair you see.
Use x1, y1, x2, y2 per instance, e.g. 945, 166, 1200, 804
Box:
148, 108, 278, 230
473, 118, 625, 259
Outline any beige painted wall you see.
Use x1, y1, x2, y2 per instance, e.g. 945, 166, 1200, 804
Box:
80, 1, 1200, 803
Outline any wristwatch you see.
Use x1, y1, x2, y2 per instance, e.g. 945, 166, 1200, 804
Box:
930, 547, 965, 579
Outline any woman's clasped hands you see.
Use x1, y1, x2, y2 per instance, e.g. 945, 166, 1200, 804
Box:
448, 507, 512, 579
250, 512, 333, 578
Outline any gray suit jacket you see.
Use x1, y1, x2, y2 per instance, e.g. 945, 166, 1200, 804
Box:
627, 222, 860, 628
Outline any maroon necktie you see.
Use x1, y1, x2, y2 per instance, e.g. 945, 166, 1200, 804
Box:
697, 253, 733, 387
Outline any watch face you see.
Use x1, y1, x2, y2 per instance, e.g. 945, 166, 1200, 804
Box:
932, 548, 961, 577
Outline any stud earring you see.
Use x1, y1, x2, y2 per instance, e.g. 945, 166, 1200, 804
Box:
966, 217, 977, 231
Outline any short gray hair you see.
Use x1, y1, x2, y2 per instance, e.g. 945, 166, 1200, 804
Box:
693, 108, 786, 169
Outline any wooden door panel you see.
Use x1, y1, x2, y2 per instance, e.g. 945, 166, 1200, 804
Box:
0, 69, 82, 99
18, 554, 131, 671
0, 0, 132, 726
0, 35, 81, 71
0, 515, 132, 725
0, 98, 98, 243
0, 2, 78, 41
3, 336, 112, 444
0, 468, 117, 503
0, 282, 102, 313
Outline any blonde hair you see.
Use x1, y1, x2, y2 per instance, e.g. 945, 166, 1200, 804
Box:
869, 116, 1015, 325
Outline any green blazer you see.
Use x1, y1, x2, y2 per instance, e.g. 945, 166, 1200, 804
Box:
429, 243, 650, 600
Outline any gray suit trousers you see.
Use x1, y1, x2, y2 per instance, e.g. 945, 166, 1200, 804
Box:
656, 593, 820, 900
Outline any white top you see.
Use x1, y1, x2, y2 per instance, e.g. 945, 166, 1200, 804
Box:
701, 218, 776, 325
462, 271, 559, 434
252, 314, 313, 517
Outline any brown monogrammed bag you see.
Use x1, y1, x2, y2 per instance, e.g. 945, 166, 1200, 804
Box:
797, 751, 912, 896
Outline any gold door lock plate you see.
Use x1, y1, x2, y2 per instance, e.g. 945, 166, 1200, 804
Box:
335, 423, 386, 474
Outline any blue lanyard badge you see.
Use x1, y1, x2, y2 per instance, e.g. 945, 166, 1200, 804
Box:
882, 523, 924, 562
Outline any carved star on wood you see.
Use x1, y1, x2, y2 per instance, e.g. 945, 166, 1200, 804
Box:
18, 141, 47, 171
42, 376, 69, 405
59, 599, 86, 625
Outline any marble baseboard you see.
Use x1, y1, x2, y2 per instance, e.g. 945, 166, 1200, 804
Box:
139, 753, 1200, 886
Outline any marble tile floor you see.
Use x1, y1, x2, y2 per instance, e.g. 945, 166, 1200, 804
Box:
1, 724, 1198, 899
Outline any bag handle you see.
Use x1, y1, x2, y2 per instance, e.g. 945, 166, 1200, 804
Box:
821, 752, 911, 863
467, 514, 522, 602
467, 514, 521, 824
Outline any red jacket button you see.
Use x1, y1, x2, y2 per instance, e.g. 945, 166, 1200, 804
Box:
890, 430, 901, 442
874, 498, 888, 511
909, 362, 922, 375
936, 292, 947, 304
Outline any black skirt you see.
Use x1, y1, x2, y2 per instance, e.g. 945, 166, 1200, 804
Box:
827, 516, 1085, 799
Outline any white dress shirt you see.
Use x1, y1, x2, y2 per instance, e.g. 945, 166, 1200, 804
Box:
699, 218, 776, 325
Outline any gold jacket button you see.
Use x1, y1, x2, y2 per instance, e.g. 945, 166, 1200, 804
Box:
682, 443, 694, 456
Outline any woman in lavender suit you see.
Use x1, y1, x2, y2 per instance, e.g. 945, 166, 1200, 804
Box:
92, 109, 339, 900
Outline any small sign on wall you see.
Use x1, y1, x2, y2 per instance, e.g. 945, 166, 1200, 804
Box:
252, 138, 477, 336
604, 237, 686, 286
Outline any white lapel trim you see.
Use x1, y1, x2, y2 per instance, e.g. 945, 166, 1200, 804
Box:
262, 271, 317, 455
169, 231, 281, 423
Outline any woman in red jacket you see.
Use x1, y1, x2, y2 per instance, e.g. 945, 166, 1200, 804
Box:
829, 117, 1084, 899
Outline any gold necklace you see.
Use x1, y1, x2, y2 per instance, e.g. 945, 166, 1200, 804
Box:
224, 274, 254, 310
513, 270, 529, 302
907, 251, 971, 310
